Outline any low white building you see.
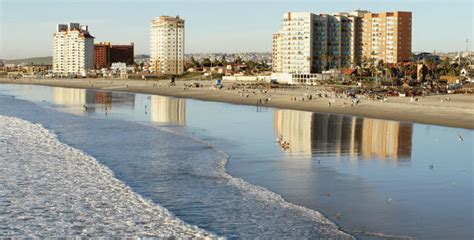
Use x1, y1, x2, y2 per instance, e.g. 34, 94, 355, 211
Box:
53, 23, 94, 77
222, 75, 271, 82
271, 72, 334, 84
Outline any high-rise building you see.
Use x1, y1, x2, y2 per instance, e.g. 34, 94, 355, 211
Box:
94, 43, 110, 69
272, 10, 412, 74
361, 11, 412, 64
273, 12, 362, 74
53, 23, 94, 76
150, 16, 185, 75
272, 32, 283, 73
94, 42, 134, 69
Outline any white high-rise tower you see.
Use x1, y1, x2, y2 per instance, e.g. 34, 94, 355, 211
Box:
52, 23, 94, 77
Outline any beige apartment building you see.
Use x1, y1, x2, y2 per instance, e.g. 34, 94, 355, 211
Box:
150, 16, 185, 75
272, 10, 412, 74
361, 11, 412, 64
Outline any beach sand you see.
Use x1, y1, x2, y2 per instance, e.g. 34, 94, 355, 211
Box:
1, 77, 473, 129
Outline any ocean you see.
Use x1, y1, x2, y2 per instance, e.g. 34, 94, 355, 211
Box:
0, 84, 472, 239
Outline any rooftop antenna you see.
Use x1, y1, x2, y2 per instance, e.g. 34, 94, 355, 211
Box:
466, 38, 469, 52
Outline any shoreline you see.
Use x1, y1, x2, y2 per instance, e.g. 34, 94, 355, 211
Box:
1, 77, 473, 129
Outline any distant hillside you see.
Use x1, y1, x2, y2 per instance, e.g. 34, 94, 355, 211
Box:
134, 54, 150, 59
5, 56, 52, 65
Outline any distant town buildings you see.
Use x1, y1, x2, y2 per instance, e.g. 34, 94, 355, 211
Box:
413, 52, 440, 63
94, 42, 135, 69
150, 16, 185, 75
53, 23, 94, 76
272, 10, 412, 74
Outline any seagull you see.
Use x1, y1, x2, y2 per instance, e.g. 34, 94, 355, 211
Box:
335, 212, 342, 220
326, 192, 332, 197
388, 197, 392, 204
317, 160, 321, 164
429, 164, 434, 170
457, 134, 464, 141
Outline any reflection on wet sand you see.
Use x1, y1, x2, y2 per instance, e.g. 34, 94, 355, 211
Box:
52, 87, 136, 113
52, 87, 86, 105
91, 91, 112, 111
150, 95, 186, 125
274, 110, 412, 160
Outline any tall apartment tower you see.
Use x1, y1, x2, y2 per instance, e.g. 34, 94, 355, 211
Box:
361, 11, 412, 64
272, 11, 411, 74
53, 23, 94, 76
278, 12, 314, 74
273, 12, 361, 74
150, 16, 185, 75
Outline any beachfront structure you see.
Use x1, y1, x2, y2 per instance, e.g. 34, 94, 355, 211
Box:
272, 10, 412, 75
94, 42, 135, 69
361, 11, 412, 64
53, 23, 94, 76
150, 16, 185, 75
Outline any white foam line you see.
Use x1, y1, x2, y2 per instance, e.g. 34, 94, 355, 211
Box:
0, 115, 218, 239
146, 123, 355, 238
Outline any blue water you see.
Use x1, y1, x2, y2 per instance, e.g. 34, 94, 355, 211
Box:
0, 84, 472, 239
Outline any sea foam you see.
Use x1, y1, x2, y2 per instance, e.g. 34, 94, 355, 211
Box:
0, 115, 215, 238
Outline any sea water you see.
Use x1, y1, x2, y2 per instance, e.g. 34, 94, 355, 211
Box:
0, 85, 351, 238
0, 84, 472, 239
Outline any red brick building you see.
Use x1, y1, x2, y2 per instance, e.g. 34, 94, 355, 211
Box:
94, 42, 134, 69
94, 43, 110, 69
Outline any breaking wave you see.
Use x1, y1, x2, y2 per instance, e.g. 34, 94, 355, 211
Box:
0, 115, 214, 238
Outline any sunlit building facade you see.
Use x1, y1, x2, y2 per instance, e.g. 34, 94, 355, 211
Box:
53, 23, 94, 76
150, 16, 185, 75
272, 10, 412, 73
361, 11, 412, 64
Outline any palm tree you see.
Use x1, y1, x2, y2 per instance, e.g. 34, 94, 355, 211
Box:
321, 52, 329, 71
440, 57, 451, 76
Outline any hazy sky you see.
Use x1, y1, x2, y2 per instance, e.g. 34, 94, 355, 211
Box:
0, 0, 473, 59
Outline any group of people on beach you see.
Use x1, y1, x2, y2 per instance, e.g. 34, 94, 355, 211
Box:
276, 135, 290, 150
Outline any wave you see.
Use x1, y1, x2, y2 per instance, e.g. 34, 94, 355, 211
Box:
151, 123, 416, 239
0, 115, 215, 238
146, 123, 354, 239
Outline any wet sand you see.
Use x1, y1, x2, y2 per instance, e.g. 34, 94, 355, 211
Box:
1, 77, 473, 129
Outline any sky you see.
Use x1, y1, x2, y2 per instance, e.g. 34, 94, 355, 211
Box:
0, 0, 473, 59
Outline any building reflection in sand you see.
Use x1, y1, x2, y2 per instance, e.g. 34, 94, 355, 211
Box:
150, 95, 186, 125
274, 110, 412, 161
51, 87, 135, 114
